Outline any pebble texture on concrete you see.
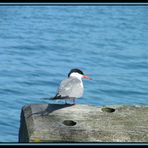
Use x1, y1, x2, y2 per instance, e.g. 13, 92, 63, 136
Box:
19, 104, 148, 142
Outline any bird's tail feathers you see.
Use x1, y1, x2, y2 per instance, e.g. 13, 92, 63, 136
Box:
40, 97, 54, 100
40, 96, 75, 100
52, 95, 75, 100
51, 95, 66, 100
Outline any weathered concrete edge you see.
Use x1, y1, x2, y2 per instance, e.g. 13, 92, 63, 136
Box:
19, 105, 34, 143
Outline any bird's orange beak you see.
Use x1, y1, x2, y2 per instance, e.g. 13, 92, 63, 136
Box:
82, 75, 92, 80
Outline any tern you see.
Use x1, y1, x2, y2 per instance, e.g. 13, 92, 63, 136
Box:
51, 68, 92, 104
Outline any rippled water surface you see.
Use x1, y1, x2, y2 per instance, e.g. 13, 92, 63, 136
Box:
0, 5, 148, 142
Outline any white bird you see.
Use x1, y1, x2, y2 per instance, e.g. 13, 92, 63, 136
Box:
51, 68, 92, 104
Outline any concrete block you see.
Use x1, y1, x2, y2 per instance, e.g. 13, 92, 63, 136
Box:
19, 104, 148, 142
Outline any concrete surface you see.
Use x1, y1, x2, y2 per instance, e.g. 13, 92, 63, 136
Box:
19, 104, 148, 142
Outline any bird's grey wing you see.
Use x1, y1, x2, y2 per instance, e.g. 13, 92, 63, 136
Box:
56, 78, 83, 98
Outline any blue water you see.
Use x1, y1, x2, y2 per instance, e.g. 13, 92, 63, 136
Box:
0, 5, 148, 142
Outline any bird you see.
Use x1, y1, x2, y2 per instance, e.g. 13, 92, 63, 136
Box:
50, 68, 92, 104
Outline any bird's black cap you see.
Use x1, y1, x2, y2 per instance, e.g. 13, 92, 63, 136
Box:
68, 68, 84, 77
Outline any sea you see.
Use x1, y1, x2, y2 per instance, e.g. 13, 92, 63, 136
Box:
0, 4, 148, 142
